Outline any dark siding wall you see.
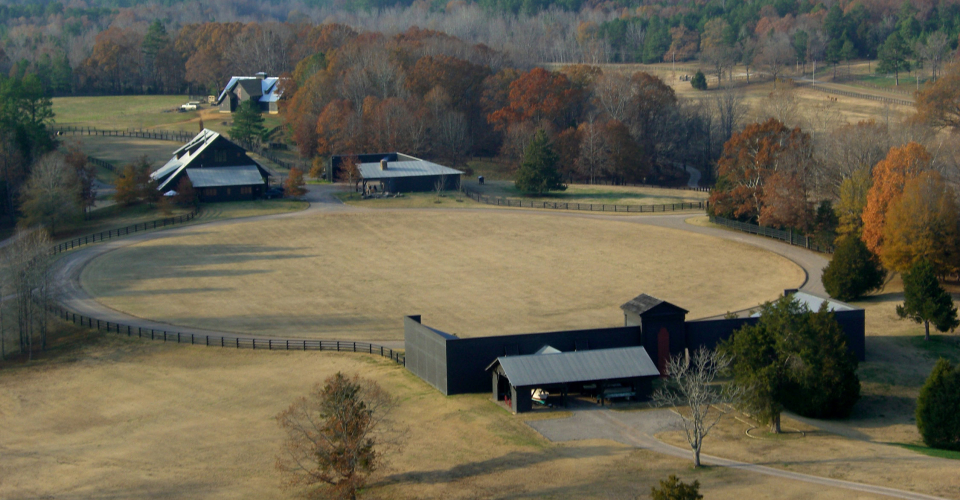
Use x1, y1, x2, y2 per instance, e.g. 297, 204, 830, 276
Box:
684, 310, 865, 361
383, 174, 461, 193
403, 316, 451, 394
444, 326, 642, 395
196, 184, 263, 202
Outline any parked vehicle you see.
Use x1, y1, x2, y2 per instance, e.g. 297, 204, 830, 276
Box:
264, 187, 285, 199
179, 103, 197, 111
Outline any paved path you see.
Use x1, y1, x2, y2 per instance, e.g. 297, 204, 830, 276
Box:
529, 405, 948, 500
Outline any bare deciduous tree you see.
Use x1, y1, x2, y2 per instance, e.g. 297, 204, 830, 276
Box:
276, 373, 402, 500
577, 118, 606, 183
7, 228, 53, 361
653, 346, 739, 467
755, 34, 794, 88
592, 72, 632, 122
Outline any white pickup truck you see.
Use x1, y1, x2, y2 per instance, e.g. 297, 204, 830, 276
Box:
179, 101, 200, 111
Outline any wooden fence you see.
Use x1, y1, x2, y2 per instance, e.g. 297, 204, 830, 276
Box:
51, 206, 201, 255
47, 302, 405, 365
468, 191, 707, 213
709, 215, 834, 253
53, 126, 194, 143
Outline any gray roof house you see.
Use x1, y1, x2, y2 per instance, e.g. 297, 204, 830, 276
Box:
151, 129, 271, 202
216, 72, 284, 114
332, 153, 463, 193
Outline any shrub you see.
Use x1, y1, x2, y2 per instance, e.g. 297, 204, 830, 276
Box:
822, 236, 886, 301
916, 359, 960, 450
651, 475, 702, 500
690, 70, 708, 90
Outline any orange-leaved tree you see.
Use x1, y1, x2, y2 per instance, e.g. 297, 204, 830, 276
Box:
487, 68, 581, 131
708, 118, 810, 222
861, 142, 929, 255
915, 62, 960, 131
285, 167, 307, 198
881, 171, 960, 274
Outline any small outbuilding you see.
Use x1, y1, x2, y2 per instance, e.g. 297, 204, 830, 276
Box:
486, 346, 660, 413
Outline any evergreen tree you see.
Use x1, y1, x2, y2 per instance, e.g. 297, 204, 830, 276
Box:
721, 296, 861, 430
897, 260, 959, 341
690, 70, 708, 90
877, 32, 912, 85
651, 475, 702, 500
916, 359, 960, 450
230, 100, 267, 145
822, 236, 886, 301
514, 129, 565, 195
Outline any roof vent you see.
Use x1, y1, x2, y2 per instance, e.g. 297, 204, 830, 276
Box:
255, 72, 267, 80
380, 158, 388, 170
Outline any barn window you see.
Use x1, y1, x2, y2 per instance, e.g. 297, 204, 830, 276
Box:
214, 151, 227, 163
204, 188, 217, 197
240, 187, 252, 195
226, 188, 232, 195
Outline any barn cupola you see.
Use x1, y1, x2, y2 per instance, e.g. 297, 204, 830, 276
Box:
380, 158, 388, 170
255, 72, 267, 80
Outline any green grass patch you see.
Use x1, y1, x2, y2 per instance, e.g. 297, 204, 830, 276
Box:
890, 442, 960, 460
471, 180, 707, 206
334, 191, 478, 209
905, 335, 960, 364
53, 203, 194, 243
851, 73, 924, 90
53, 95, 198, 130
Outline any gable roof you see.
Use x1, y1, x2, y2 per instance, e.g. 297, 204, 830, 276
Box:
620, 294, 689, 317
358, 155, 464, 180
152, 129, 268, 192
486, 346, 659, 387
186, 165, 265, 188
216, 76, 284, 104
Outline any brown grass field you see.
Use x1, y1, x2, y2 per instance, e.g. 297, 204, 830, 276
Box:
80, 210, 804, 340
0, 333, 903, 500
67, 136, 179, 169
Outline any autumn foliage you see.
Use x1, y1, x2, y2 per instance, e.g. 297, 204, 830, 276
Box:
709, 118, 811, 226
861, 142, 930, 256
881, 171, 960, 275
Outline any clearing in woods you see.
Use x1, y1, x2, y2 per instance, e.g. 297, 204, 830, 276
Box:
0, 334, 906, 499
80, 210, 804, 341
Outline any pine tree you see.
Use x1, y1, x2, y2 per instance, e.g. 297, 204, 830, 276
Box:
877, 32, 912, 85
822, 236, 886, 301
897, 260, 959, 341
515, 129, 566, 195
916, 359, 960, 450
230, 100, 267, 145
690, 70, 708, 90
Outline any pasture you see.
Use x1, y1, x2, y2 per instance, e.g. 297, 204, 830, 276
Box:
469, 180, 708, 206
80, 210, 804, 341
0, 333, 904, 500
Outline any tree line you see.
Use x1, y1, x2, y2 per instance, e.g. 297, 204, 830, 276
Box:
4, 0, 960, 97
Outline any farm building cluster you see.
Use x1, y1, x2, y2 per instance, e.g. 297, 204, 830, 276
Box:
405, 290, 865, 414
215, 72, 284, 114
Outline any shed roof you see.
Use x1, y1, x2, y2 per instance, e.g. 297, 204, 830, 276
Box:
185, 165, 265, 188
749, 291, 857, 318
486, 346, 659, 387
358, 157, 463, 180
153, 129, 268, 192
620, 294, 689, 317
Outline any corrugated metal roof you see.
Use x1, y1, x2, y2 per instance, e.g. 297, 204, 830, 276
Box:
186, 165, 265, 188
358, 158, 464, 180
620, 294, 689, 316
490, 346, 659, 387
152, 129, 268, 192
750, 291, 857, 318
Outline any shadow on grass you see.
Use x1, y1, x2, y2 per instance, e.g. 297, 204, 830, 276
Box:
381, 446, 620, 486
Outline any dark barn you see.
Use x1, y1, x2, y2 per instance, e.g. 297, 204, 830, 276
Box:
330, 153, 462, 193
151, 129, 271, 202
404, 290, 866, 414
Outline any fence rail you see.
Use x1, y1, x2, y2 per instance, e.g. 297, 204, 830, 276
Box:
52, 126, 194, 143
787, 80, 914, 106
51, 206, 201, 255
46, 302, 405, 365
467, 191, 707, 213
709, 215, 834, 253
86, 155, 115, 173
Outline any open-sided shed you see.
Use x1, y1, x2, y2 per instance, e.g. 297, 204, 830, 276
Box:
486, 346, 660, 413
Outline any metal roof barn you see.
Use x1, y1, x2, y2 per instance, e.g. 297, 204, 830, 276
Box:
186, 165, 265, 188
488, 346, 659, 387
